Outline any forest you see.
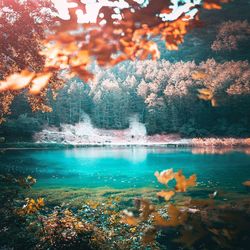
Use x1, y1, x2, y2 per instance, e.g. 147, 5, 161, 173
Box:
1, 58, 250, 141
0, 0, 249, 141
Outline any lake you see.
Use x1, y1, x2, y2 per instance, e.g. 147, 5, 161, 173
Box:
1, 146, 250, 249
1, 147, 250, 192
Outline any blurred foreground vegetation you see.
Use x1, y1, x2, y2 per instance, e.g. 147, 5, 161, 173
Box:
0, 172, 249, 249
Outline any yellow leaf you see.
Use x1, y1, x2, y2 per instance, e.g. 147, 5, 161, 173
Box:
37, 197, 45, 207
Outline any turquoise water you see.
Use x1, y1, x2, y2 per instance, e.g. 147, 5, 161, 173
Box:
1, 147, 250, 191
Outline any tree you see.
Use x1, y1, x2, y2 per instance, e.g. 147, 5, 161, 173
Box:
0, 0, 228, 122
211, 20, 250, 51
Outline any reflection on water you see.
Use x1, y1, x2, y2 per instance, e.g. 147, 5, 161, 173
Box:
65, 147, 148, 162
0, 147, 250, 191
192, 147, 250, 155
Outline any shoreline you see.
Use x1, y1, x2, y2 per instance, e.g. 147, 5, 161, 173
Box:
1, 137, 250, 150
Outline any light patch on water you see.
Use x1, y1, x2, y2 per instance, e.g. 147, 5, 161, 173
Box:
66, 147, 148, 162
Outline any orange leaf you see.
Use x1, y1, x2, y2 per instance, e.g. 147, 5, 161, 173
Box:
155, 169, 175, 185
192, 71, 207, 80
70, 50, 89, 67
203, 2, 222, 9
197, 88, 213, 100
157, 190, 175, 201
121, 210, 139, 226
0, 71, 35, 92
29, 72, 53, 95
242, 180, 250, 187
153, 204, 187, 227
174, 170, 197, 192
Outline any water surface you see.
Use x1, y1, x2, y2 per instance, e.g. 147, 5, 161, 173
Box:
1, 147, 250, 192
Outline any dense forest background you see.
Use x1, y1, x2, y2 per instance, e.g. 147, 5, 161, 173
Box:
0, 0, 250, 141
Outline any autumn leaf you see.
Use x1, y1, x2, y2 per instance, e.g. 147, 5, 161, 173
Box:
0, 0, 228, 121
0, 70, 35, 92
203, 2, 222, 10
197, 88, 213, 100
37, 197, 45, 207
140, 199, 155, 221
19, 197, 45, 215
72, 66, 94, 82
153, 204, 188, 227
69, 50, 89, 67
242, 180, 250, 187
211, 98, 218, 107
197, 88, 219, 106
166, 43, 179, 50
29, 72, 53, 95
120, 210, 139, 226
154, 168, 175, 185
120, 199, 155, 226
155, 169, 197, 203
174, 170, 197, 192
157, 190, 175, 201
203, 0, 230, 10
192, 71, 207, 80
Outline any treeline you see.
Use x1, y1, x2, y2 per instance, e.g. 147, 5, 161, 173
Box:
0, 59, 250, 141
